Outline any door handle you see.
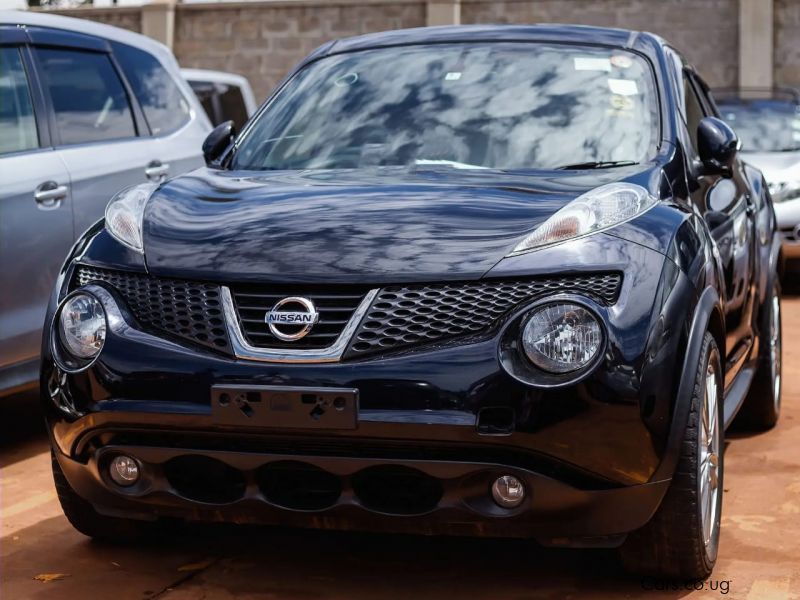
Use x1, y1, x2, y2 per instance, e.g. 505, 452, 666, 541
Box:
145, 160, 170, 183
33, 181, 68, 210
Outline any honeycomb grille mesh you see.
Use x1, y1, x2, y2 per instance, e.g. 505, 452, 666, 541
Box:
74, 266, 231, 353
74, 266, 620, 360
345, 273, 622, 358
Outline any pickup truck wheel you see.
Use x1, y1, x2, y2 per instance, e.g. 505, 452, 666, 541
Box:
51, 451, 156, 543
735, 282, 781, 430
618, 332, 722, 580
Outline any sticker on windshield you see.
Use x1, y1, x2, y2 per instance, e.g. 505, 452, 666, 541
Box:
607, 78, 639, 96
334, 73, 359, 87
610, 54, 633, 69
574, 57, 611, 71
445, 72, 462, 81
610, 95, 635, 111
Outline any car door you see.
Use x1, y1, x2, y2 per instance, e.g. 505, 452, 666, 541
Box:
0, 40, 73, 379
28, 29, 158, 237
112, 42, 208, 184
682, 70, 757, 385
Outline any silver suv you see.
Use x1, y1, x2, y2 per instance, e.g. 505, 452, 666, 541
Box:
0, 11, 211, 397
715, 87, 800, 276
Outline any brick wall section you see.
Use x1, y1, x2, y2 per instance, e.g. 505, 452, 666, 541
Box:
775, 0, 800, 87
48, 7, 142, 34
45, 0, 754, 98
174, 1, 426, 101
461, 0, 739, 88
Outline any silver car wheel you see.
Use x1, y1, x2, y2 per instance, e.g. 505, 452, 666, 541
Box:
770, 292, 781, 413
700, 362, 720, 549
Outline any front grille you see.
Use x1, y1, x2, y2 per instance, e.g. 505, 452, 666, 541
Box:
344, 273, 622, 358
74, 266, 231, 353
229, 284, 373, 349
74, 265, 620, 360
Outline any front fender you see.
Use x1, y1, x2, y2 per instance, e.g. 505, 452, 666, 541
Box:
651, 285, 722, 482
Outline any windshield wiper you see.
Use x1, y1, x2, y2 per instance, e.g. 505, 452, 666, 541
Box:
555, 160, 639, 170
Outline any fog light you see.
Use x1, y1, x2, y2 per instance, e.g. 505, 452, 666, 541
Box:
521, 302, 602, 373
109, 455, 140, 487
491, 475, 525, 508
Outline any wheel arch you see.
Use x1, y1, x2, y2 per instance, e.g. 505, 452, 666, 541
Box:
651, 285, 723, 482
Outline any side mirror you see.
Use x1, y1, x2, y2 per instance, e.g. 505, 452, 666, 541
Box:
697, 116, 739, 176
202, 121, 236, 166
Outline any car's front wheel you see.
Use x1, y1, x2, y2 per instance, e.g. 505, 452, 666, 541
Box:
619, 332, 723, 580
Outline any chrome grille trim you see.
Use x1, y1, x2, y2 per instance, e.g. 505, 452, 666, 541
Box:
220, 286, 380, 363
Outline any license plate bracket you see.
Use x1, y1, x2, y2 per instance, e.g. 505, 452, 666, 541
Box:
211, 385, 358, 430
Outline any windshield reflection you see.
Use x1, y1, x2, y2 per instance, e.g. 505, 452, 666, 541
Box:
233, 43, 659, 171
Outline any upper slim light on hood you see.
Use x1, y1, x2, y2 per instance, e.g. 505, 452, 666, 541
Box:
509, 183, 658, 255
105, 183, 158, 253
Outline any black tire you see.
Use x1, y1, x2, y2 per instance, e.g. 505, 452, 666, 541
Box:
734, 281, 782, 430
619, 332, 723, 580
52, 451, 156, 543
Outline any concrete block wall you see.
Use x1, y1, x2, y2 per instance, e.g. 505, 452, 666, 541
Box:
461, 0, 740, 88
173, 1, 426, 100
775, 0, 800, 89
46, 0, 787, 104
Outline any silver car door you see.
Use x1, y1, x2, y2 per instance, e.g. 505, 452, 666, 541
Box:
31, 44, 155, 238
0, 45, 73, 377
112, 42, 208, 180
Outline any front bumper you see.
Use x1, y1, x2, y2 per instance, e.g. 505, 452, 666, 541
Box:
42, 232, 696, 543
54, 433, 669, 545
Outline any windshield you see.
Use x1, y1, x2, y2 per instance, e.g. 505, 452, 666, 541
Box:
717, 98, 800, 152
232, 43, 659, 171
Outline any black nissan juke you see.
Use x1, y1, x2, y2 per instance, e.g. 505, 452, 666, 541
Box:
42, 25, 782, 579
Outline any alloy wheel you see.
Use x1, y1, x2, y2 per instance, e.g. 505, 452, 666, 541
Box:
770, 292, 782, 413
700, 361, 720, 550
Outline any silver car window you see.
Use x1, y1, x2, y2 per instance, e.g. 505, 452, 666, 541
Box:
0, 47, 38, 155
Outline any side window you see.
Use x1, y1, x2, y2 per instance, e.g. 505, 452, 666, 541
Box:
113, 42, 191, 135
219, 84, 249, 131
692, 75, 720, 118
0, 47, 39, 155
188, 80, 218, 125
35, 47, 136, 145
682, 72, 706, 153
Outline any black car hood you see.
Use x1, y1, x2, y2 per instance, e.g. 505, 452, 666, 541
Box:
143, 167, 648, 284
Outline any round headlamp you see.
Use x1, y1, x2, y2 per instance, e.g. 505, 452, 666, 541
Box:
521, 303, 602, 373
58, 293, 107, 361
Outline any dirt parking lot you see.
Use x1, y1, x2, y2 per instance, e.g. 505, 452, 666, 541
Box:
3, 297, 800, 600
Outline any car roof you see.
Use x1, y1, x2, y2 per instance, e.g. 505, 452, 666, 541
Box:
323, 23, 662, 56
181, 68, 250, 88
0, 9, 174, 64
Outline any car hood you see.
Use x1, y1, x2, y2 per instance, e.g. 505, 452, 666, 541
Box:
143, 166, 647, 284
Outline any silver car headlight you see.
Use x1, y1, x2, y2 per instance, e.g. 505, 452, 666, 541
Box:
521, 303, 602, 373
58, 293, 107, 360
509, 183, 657, 255
105, 183, 157, 252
